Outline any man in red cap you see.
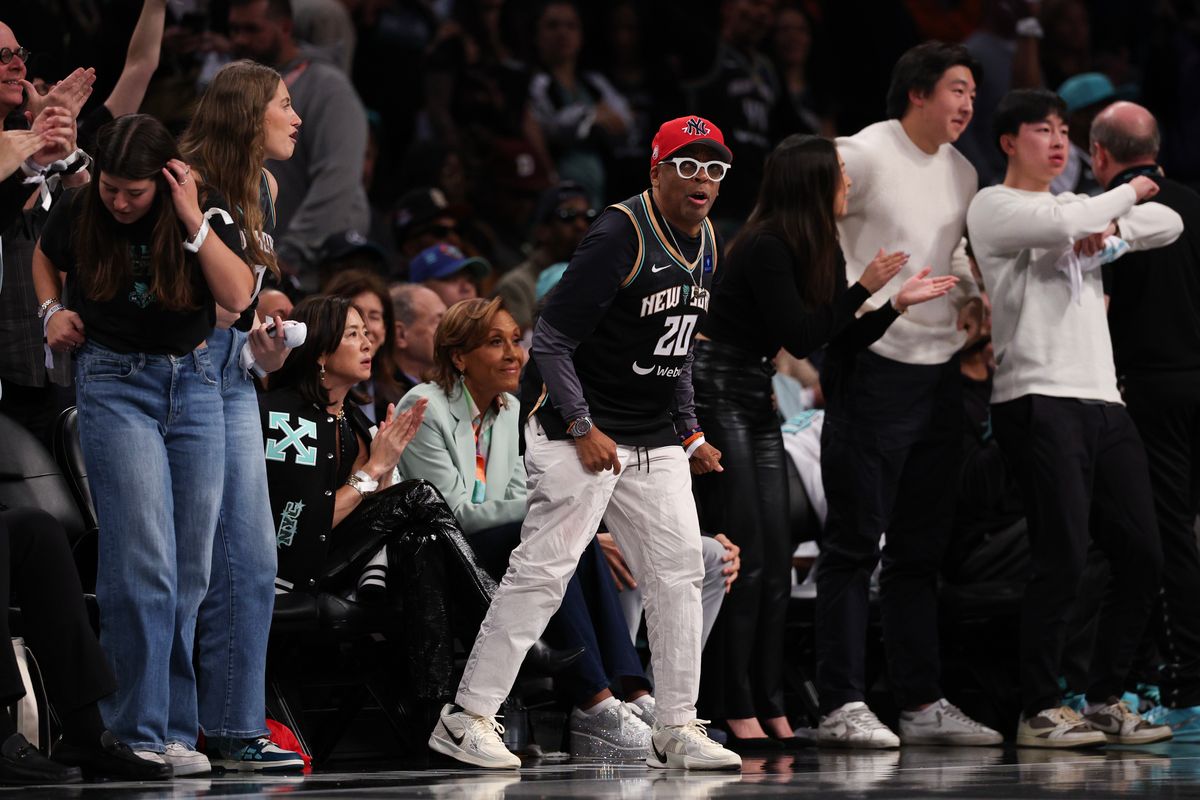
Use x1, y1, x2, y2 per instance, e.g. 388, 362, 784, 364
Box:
428, 116, 742, 771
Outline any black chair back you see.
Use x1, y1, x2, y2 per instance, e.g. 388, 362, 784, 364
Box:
0, 411, 87, 548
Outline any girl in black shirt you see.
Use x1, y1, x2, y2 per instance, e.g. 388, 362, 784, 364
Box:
693, 134, 955, 749
32, 114, 254, 769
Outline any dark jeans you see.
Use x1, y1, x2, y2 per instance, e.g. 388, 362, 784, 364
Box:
1123, 373, 1200, 709
470, 521, 646, 705
991, 395, 1162, 715
0, 507, 116, 711
816, 349, 960, 714
693, 339, 789, 720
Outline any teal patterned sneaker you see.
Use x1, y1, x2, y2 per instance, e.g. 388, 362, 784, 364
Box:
1143, 705, 1200, 743
208, 737, 305, 772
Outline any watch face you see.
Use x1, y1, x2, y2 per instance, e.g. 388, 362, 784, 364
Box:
572, 418, 592, 437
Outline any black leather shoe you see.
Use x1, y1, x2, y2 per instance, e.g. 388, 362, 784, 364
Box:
525, 641, 585, 675
0, 732, 82, 785
721, 731, 786, 754
52, 731, 173, 781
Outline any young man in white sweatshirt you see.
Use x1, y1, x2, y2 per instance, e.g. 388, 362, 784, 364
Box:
817, 41, 1002, 749
967, 88, 1182, 748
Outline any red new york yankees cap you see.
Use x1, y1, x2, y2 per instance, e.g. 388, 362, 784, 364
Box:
650, 115, 733, 167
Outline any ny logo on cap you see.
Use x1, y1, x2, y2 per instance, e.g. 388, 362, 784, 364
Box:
683, 117, 710, 136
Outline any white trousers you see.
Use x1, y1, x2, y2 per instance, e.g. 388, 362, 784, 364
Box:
456, 418, 705, 725
619, 535, 726, 650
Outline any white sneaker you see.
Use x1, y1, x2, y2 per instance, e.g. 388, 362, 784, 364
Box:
647, 720, 741, 771
817, 702, 900, 749
132, 749, 168, 765
1016, 706, 1107, 749
428, 704, 522, 769
627, 696, 657, 728
1083, 697, 1173, 745
899, 698, 1003, 745
162, 742, 212, 776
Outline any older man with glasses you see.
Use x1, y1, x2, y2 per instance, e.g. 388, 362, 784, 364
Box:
428, 115, 742, 771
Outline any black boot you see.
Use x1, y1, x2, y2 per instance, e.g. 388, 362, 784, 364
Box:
52, 731, 173, 781
0, 733, 82, 785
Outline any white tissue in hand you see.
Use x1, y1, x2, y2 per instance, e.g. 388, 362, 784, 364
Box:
266, 319, 307, 348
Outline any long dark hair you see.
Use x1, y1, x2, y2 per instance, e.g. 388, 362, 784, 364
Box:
324, 268, 401, 401
272, 295, 354, 408
727, 134, 840, 307
73, 114, 196, 309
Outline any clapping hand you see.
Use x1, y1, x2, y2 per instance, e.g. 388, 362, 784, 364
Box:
29, 106, 76, 165
368, 399, 428, 475
859, 248, 909, 293
0, 130, 47, 180
894, 267, 958, 312
22, 67, 95, 123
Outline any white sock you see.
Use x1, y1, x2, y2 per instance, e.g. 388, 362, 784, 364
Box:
576, 697, 620, 717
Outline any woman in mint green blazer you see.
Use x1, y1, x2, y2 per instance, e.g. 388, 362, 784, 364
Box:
397, 298, 654, 755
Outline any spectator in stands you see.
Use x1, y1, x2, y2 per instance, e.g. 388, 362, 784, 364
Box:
257, 287, 294, 322
292, 0, 355, 74
260, 295, 504, 706
1094, 102, 1200, 741
228, 0, 369, 290
968, 88, 1179, 748
528, 0, 632, 204
817, 42, 995, 749
315, 229, 388, 289
392, 186, 469, 274
424, 0, 555, 189
178, 60, 306, 774
492, 181, 593, 331
684, 0, 780, 234
397, 297, 655, 758
326, 268, 403, 422
391, 283, 446, 397
695, 134, 958, 751
1038, 0, 1092, 90
771, 2, 831, 137
410, 243, 491, 308
33, 114, 255, 772
0, 2, 165, 442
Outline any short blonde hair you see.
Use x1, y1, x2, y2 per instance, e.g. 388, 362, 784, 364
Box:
431, 297, 506, 394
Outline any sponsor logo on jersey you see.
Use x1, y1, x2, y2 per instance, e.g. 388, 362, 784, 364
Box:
631, 361, 683, 378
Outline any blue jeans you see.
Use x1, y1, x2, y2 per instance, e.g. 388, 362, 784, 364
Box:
196, 327, 277, 739
75, 341, 224, 751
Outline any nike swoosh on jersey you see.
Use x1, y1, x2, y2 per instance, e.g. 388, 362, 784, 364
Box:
631, 362, 655, 375
650, 264, 673, 273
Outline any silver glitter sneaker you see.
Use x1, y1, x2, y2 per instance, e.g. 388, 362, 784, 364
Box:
569, 701, 651, 759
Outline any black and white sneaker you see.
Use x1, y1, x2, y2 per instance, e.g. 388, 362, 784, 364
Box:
647, 720, 741, 771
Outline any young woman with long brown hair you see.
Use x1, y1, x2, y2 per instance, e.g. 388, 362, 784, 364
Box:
32, 112, 255, 771
176, 59, 306, 772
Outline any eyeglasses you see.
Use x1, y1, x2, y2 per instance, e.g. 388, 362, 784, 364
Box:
0, 47, 31, 65
553, 208, 598, 224
661, 157, 731, 182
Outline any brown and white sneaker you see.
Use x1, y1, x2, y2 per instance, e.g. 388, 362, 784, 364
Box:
1082, 697, 1173, 745
1016, 706, 1107, 749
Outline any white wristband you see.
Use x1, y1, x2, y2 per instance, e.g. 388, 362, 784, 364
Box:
684, 434, 706, 458
183, 219, 211, 253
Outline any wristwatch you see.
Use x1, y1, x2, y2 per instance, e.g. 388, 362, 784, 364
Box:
345, 469, 379, 496
567, 416, 594, 438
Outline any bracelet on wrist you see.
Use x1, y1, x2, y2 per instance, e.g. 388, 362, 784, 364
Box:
36, 297, 60, 319
183, 219, 211, 253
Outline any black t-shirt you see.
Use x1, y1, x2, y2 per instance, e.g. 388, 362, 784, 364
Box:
39, 188, 241, 355
522, 192, 718, 447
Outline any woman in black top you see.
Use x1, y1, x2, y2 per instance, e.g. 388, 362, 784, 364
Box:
693, 134, 955, 749
32, 113, 255, 765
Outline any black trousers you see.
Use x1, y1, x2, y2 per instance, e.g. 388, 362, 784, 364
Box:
0, 507, 116, 711
991, 395, 1162, 716
1124, 373, 1200, 709
816, 349, 960, 714
693, 340, 790, 720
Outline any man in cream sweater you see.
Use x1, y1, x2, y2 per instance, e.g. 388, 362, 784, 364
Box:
817, 41, 1001, 749
968, 88, 1182, 748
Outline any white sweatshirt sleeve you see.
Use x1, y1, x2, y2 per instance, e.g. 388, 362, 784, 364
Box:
971, 183, 1138, 255
1117, 201, 1184, 252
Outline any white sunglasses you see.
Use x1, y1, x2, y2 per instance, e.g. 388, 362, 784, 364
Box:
661, 157, 732, 182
